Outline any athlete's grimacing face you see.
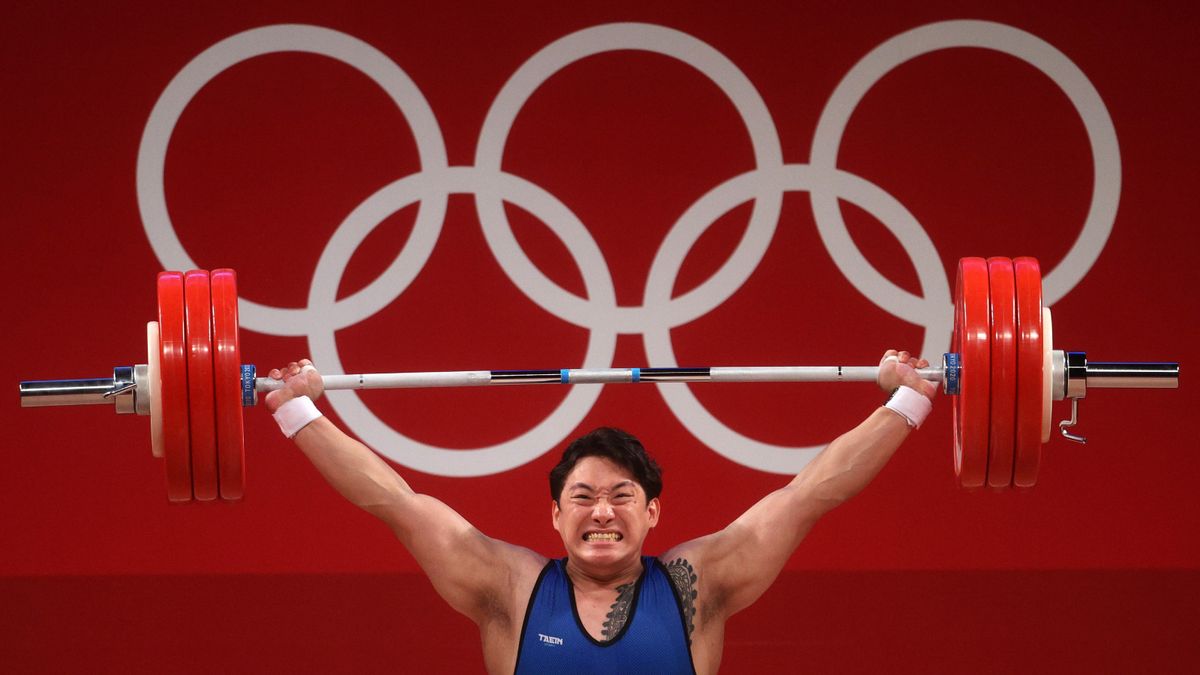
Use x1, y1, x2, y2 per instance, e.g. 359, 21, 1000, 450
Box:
552, 456, 660, 569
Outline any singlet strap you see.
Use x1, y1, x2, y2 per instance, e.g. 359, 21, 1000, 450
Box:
512, 560, 555, 674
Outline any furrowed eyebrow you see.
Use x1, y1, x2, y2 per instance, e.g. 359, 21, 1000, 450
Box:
568, 480, 635, 493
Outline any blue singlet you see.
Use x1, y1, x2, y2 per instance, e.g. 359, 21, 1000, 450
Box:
513, 556, 695, 674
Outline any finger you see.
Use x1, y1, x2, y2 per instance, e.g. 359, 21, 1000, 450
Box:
264, 388, 286, 411
299, 358, 313, 367
269, 368, 282, 380
898, 350, 911, 362
916, 358, 929, 368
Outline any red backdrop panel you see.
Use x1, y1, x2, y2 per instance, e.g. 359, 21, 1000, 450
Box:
2, 1, 1197, 671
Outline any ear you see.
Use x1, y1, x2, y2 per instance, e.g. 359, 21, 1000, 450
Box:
646, 497, 661, 528
551, 499, 562, 533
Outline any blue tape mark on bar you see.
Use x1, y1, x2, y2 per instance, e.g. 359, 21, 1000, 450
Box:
943, 353, 960, 396
631, 368, 640, 383
241, 364, 256, 406
560, 369, 569, 384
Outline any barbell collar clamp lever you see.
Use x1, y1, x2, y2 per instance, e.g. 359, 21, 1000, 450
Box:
20, 365, 152, 415
1052, 352, 1180, 445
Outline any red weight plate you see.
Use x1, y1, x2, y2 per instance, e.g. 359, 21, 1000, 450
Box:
211, 269, 246, 501
952, 257, 990, 488
184, 270, 219, 502
986, 258, 1017, 488
1013, 257, 1044, 487
157, 272, 192, 502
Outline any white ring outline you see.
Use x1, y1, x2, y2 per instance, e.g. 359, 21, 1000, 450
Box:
644, 164, 950, 473
306, 167, 616, 475
137, 24, 450, 337
810, 19, 1120, 312
474, 22, 784, 334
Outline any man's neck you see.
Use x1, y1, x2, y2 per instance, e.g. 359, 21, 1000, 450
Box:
564, 555, 644, 592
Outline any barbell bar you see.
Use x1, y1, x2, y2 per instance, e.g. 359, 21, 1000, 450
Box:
18, 258, 1180, 501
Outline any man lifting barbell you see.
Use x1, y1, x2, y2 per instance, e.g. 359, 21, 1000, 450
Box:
13, 257, 1181, 671
263, 349, 936, 675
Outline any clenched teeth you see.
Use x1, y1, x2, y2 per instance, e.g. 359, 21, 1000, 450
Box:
584, 532, 622, 542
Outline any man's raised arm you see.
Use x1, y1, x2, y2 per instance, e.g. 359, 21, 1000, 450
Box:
661, 349, 937, 622
264, 360, 545, 624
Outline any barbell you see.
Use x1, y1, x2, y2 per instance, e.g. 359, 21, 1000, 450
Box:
18, 257, 1180, 502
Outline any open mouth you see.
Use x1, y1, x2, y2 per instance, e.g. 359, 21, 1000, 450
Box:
583, 532, 622, 542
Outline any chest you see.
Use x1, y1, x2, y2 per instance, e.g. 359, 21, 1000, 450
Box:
574, 586, 633, 642
516, 563, 694, 675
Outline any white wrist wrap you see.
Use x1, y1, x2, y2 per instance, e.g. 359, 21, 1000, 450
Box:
884, 386, 933, 429
273, 396, 323, 439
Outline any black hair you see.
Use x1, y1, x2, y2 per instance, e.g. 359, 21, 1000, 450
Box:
549, 427, 663, 504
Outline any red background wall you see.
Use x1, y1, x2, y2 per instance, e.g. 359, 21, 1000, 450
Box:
2, 1, 1197, 672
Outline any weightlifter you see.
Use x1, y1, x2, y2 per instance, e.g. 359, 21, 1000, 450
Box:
265, 349, 937, 674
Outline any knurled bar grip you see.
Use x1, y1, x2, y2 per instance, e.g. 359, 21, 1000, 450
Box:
252, 365, 947, 393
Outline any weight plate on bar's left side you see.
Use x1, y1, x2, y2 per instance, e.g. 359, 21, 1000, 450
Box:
157, 272, 192, 502
953, 257, 991, 488
184, 270, 219, 502
211, 269, 245, 501
986, 257, 1017, 488
1013, 257, 1044, 487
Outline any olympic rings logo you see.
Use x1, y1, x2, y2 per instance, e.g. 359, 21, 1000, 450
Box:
136, 20, 1119, 476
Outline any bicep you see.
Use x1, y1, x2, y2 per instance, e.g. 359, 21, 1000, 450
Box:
379, 493, 545, 622
700, 410, 912, 614
677, 484, 824, 618
294, 420, 543, 619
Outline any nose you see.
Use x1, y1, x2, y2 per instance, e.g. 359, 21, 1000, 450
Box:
591, 497, 615, 523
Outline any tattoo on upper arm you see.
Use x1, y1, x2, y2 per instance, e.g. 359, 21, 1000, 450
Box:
666, 557, 698, 637
601, 582, 636, 642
